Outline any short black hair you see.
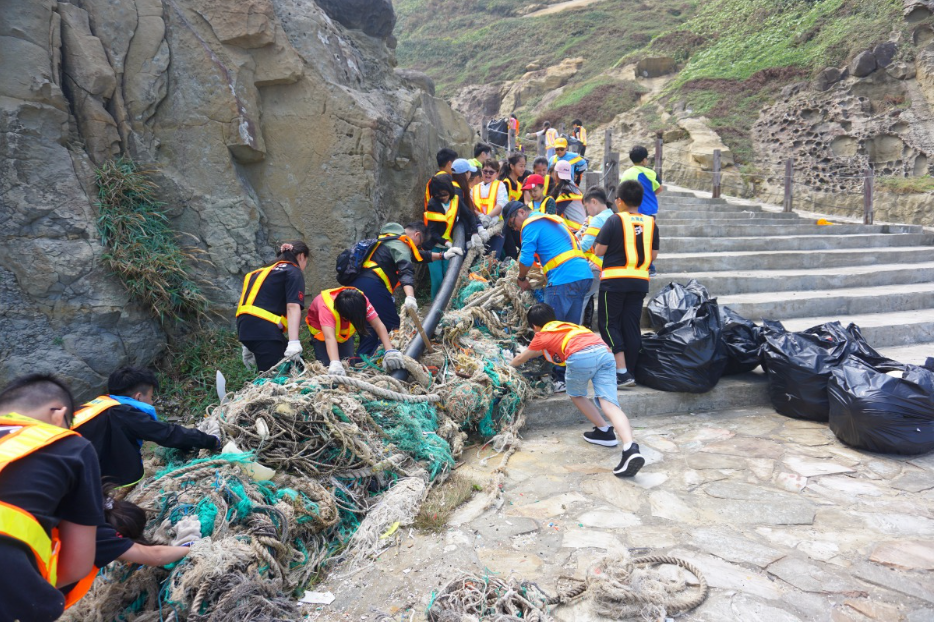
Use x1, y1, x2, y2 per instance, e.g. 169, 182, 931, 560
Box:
108, 367, 159, 397
334, 289, 370, 338
404, 221, 429, 240
543, 121, 551, 128
527, 303, 557, 328
617, 180, 644, 208
532, 156, 549, 169
0, 374, 76, 427
572, 119, 582, 126
629, 145, 649, 164
474, 143, 492, 158
583, 187, 608, 205
103, 483, 151, 544
436, 148, 458, 169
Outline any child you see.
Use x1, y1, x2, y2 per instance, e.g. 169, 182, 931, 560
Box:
510, 303, 645, 477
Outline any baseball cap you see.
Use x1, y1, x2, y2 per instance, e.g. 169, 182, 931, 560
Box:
452, 158, 478, 174
521, 174, 545, 190
554, 137, 568, 149
501, 201, 526, 224
554, 160, 573, 180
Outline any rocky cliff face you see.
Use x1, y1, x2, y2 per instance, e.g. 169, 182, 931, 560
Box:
0, 0, 471, 399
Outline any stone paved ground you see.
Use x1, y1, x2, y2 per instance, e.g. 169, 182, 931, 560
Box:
310, 406, 934, 621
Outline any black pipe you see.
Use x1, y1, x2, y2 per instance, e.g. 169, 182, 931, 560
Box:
391, 223, 467, 382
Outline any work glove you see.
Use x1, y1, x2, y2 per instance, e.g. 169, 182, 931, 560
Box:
478, 227, 491, 243
171, 516, 203, 547
469, 233, 483, 249
284, 340, 302, 360
198, 416, 221, 439
328, 360, 346, 376
241, 345, 257, 369
443, 247, 464, 260
479, 213, 493, 228
404, 296, 419, 312
444, 241, 453, 249
383, 349, 405, 372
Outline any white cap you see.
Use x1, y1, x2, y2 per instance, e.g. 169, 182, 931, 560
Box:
555, 160, 573, 180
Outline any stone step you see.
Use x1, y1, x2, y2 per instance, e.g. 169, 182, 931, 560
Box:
660, 218, 806, 227
663, 233, 932, 253
878, 342, 934, 366
661, 203, 764, 213
660, 196, 727, 205
781, 310, 934, 350
655, 211, 800, 221
660, 223, 921, 238
648, 262, 934, 298
656, 246, 934, 273
716, 282, 934, 320
523, 372, 770, 430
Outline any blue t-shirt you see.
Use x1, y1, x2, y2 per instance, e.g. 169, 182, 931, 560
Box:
549, 152, 588, 179
620, 165, 660, 216
519, 214, 593, 286
580, 208, 614, 252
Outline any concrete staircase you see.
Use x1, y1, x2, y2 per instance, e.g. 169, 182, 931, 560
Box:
526, 188, 934, 429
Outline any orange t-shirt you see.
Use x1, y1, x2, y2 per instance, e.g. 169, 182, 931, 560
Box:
529, 329, 608, 365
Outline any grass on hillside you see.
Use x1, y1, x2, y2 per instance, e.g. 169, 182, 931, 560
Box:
532, 79, 645, 127
877, 175, 934, 194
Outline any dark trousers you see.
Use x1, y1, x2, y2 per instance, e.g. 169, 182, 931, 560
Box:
598, 289, 647, 374
352, 275, 399, 358
313, 339, 355, 366
487, 233, 505, 259
241, 339, 286, 372
502, 226, 520, 260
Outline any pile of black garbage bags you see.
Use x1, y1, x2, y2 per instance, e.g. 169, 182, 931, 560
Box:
640, 280, 934, 455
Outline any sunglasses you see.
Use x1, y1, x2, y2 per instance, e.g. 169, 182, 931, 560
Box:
555, 148, 567, 152
482, 169, 496, 175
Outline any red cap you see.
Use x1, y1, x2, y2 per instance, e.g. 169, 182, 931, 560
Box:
521, 174, 545, 190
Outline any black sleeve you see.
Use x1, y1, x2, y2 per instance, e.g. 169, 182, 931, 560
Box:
652, 224, 660, 250
285, 267, 305, 308
120, 409, 219, 451
425, 199, 447, 248
397, 258, 416, 287
595, 216, 620, 247
458, 194, 480, 235
93, 524, 134, 567
56, 439, 106, 527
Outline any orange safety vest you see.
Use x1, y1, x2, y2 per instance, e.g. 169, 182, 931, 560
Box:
424, 172, 462, 209
538, 321, 594, 366
520, 214, 587, 277
580, 218, 604, 269
71, 396, 121, 431
574, 126, 587, 146
362, 234, 424, 294
601, 212, 655, 281
236, 261, 296, 330
471, 180, 504, 216
423, 194, 460, 243
306, 287, 359, 343
545, 128, 558, 149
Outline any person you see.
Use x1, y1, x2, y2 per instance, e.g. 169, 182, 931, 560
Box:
237, 241, 310, 372
472, 160, 509, 258
550, 160, 586, 233
350, 222, 462, 358
72, 367, 221, 488
469, 143, 492, 170
424, 147, 459, 208
621, 145, 662, 276
510, 303, 644, 477
578, 187, 616, 328
528, 122, 558, 160
549, 137, 588, 184
529, 156, 552, 199
503, 202, 593, 392
424, 173, 471, 296
305, 287, 404, 375
499, 153, 528, 260
571, 119, 587, 156
0, 374, 103, 622
523, 174, 557, 215
508, 114, 520, 150
593, 180, 660, 385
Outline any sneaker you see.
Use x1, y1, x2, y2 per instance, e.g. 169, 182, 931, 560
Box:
648, 268, 659, 277
553, 380, 567, 393
614, 443, 645, 478
617, 371, 636, 387
584, 426, 618, 447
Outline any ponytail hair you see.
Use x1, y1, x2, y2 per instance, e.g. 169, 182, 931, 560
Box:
277, 241, 310, 265
500, 152, 526, 181
103, 483, 151, 544
334, 289, 370, 338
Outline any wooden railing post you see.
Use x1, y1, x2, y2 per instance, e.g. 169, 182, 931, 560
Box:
712, 149, 722, 199
480, 118, 488, 143
605, 152, 620, 202
583, 171, 601, 191
783, 158, 793, 213
654, 133, 663, 182
508, 125, 516, 153
864, 167, 874, 224
537, 132, 546, 157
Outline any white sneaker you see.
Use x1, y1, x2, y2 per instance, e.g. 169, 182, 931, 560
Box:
553, 380, 567, 393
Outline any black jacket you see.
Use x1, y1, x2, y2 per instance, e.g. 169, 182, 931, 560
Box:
76, 403, 219, 486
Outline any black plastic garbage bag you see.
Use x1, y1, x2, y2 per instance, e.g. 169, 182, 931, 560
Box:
762, 329, 855, 421
636, 300, 728, 393
829, 359, 934, 455
646, 279, 711, 330
486, 118, 508, 148
718, 306, 761, 375
803, 321, 903, 371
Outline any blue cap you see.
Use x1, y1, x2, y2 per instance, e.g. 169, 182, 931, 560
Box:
451, 158, 478, 174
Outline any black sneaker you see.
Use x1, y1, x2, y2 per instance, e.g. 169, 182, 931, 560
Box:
583, 426, 618, 447
614, 443, 645, 478
617, 371, 636, 387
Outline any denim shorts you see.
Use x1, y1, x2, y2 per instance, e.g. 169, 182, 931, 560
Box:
564, 345, 619, 406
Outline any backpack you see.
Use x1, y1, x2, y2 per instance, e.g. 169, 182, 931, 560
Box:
334, 235, 400, 285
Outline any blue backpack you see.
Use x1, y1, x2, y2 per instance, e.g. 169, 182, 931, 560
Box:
335, 236, 400, 285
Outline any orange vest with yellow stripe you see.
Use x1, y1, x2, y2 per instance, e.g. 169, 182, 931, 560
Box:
306, 287, 359, 343
424, 172, 461, 209
520, 214, 587, 277
471, 180, 503, 216
362, 234, 424, 294
601, 212, 655, 281
424, 194, 460, 243
236, 261, 296, 330
71, 396, 121, 431
580, 218, 604, 269
538, 321, 593, 366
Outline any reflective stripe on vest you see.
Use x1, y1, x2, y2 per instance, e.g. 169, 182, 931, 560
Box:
601, 212, 654, 281
362, 234, 424, 294
471, 180, 503, 216
424, 172, 461, 208
63, 565, 100, 609
545, 128, 558, 149
71, 396, 121, 430
581, 218, 603, 268
562, 217, 584, 232
306, 287, 358, 342
520, 214, 586, 276
0, 412, 78, 586
538, 321, 592, 366
235, 261, 293, 330
505, 178, 523, 202
423, 194, 460, 242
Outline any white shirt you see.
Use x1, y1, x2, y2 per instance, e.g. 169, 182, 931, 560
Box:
478, 180, 509, 212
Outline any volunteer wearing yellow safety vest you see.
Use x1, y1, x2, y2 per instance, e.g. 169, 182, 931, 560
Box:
571, 119, 587, 157
578, 187, 616, 329
424, 147, 459, 208
504, 200, 594, 393
544, 122, 559, 160
472, 160, 509, 258
510, 303, 645, 477
305, 287, 404, 376
550, 160, 587, 233
237, 241, 310, 372
0, 374, 103, 622
499, 153, 528, 261
523, 174, 557, 215
593, 180, 660, 386
549, 137, 588, 185
530, 156, 552, 199
425, 172, 479, 298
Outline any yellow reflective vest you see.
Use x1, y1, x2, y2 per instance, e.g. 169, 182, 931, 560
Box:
600, 212, 655, 281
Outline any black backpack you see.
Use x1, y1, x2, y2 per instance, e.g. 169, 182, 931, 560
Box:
335, 235, 400, 285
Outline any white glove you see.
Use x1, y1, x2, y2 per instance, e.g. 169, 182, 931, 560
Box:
198, 416, 221, 439
241, 345, 256, 369
284, 340, 302, 360
404, 296, 418, 312
469, 233, 483, 249
383, 349, 405, 372
478, 227, 491, 243
171, 516, 203, 547
479, 213, 492, 227
444, 241, 453, 249
443, 247, 464, 260
328, 360, 346, 376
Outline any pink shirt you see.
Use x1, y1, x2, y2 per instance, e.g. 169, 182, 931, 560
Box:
305, 290, 378, 334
